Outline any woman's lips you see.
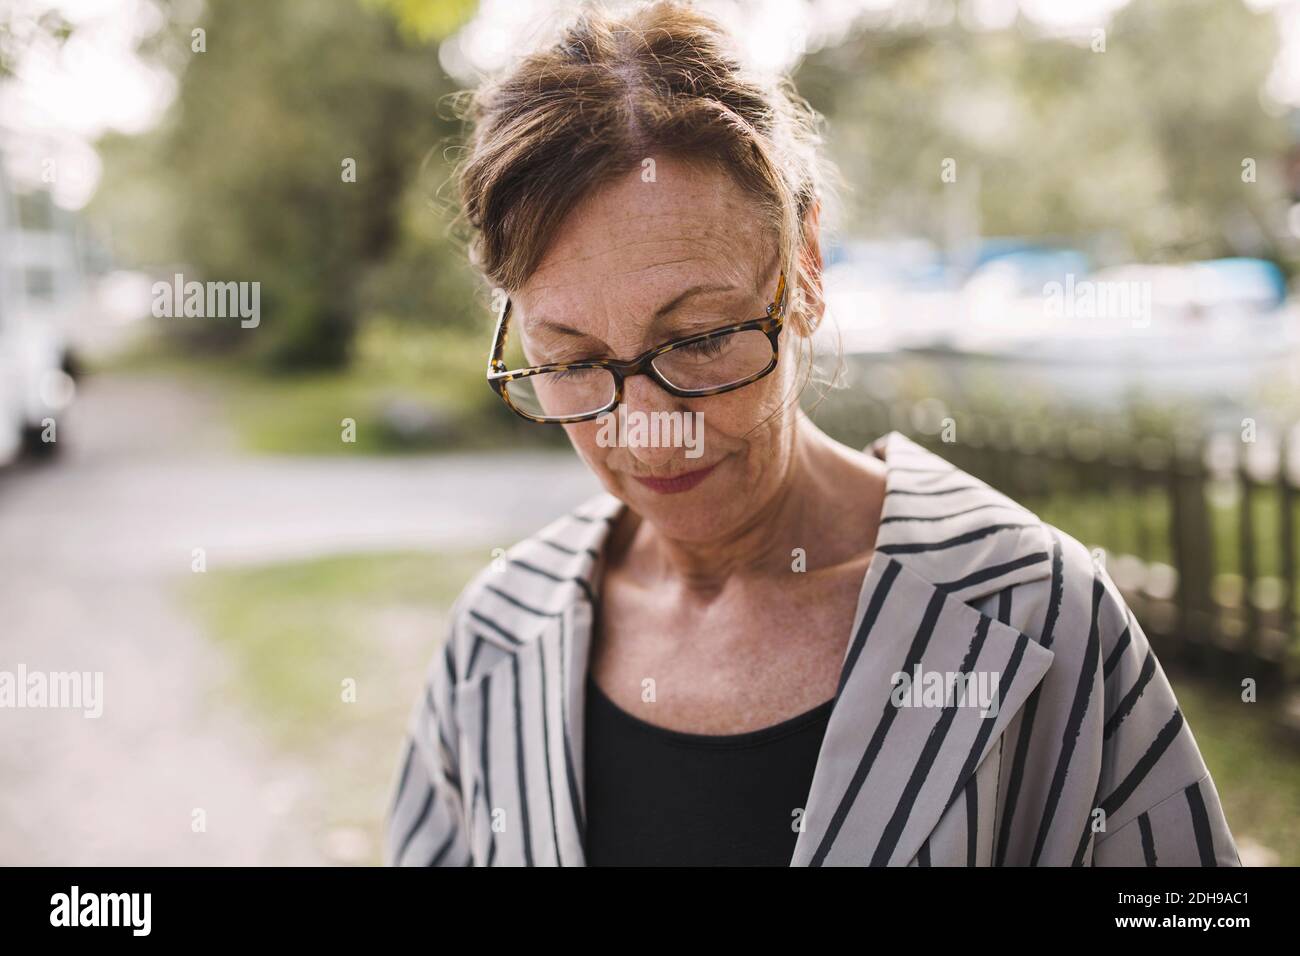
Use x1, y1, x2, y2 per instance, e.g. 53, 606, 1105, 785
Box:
631, 462, 719, 495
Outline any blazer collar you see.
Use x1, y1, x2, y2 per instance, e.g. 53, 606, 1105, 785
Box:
516, 431, 1055, 865
867, 430, 1055, 601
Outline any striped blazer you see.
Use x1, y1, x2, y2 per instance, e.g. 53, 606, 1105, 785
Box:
385, 431, 1240, 866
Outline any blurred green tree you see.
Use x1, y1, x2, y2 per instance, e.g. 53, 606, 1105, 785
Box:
95, 0, 481, 369
796, 0, 1289, 268
363, 0, 479, 42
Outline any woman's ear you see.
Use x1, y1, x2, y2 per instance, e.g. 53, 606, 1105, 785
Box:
794, 200, 826, 335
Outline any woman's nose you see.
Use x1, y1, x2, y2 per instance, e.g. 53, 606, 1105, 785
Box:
618, 373, 691, 468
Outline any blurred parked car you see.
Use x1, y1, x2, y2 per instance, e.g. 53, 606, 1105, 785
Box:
0, 162, 80, 463
821, 235, 1300, 414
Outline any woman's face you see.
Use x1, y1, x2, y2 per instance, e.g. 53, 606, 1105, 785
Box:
510, 156, 815, 543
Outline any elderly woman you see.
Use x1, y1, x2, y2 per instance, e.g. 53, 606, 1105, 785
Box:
385, 0, 1238, 867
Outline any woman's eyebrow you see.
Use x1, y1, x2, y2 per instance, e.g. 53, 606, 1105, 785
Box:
530, 318, 589, 338
652, 282, 739, 320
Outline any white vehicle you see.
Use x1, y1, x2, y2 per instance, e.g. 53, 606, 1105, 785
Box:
0, 164, 79, 464
0, 311, 24, 466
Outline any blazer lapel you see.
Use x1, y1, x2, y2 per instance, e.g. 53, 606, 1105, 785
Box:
528, 597, 597, 866
791, 431, 1057, 865
527, 495, 623, 867
791, 553, 1054, 865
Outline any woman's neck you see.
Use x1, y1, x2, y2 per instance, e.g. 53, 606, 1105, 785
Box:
613, 415, 886, 600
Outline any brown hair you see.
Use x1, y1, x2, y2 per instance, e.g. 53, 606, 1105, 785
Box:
452, 0, 836, 340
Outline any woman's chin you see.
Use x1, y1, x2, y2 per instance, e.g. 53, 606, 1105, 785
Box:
638, 507, 731, 544
622, 481, 745, 542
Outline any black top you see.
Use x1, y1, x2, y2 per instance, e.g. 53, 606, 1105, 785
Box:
583, 674, 834, 866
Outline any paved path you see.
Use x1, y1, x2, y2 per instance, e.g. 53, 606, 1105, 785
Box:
0, 373, 600, 864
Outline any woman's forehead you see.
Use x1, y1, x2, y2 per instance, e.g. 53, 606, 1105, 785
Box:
514, 265, 754, 348
523, 162, 769, 285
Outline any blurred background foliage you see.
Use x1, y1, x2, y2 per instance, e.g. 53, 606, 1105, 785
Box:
799, 0, 1288, 264
93, 0, 484, 371
85, 0, 1292, 383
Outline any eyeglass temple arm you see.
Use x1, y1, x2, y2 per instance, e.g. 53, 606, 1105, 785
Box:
771, 271, 788, 317
488, 298, 510, 373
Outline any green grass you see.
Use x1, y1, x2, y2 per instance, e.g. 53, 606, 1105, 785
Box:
186, 549, 486, 746
183, 548, 487, 863
101, 320, 565, 455
1172, 671, 1300, 865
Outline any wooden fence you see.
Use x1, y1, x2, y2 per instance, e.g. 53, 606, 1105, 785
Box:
836, 401, 1300, 695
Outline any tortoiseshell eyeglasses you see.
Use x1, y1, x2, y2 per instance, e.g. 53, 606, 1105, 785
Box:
486, 271, 788, 424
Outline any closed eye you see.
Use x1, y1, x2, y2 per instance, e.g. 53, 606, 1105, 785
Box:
673, 335, 729, 359
547, 366, 605, 382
